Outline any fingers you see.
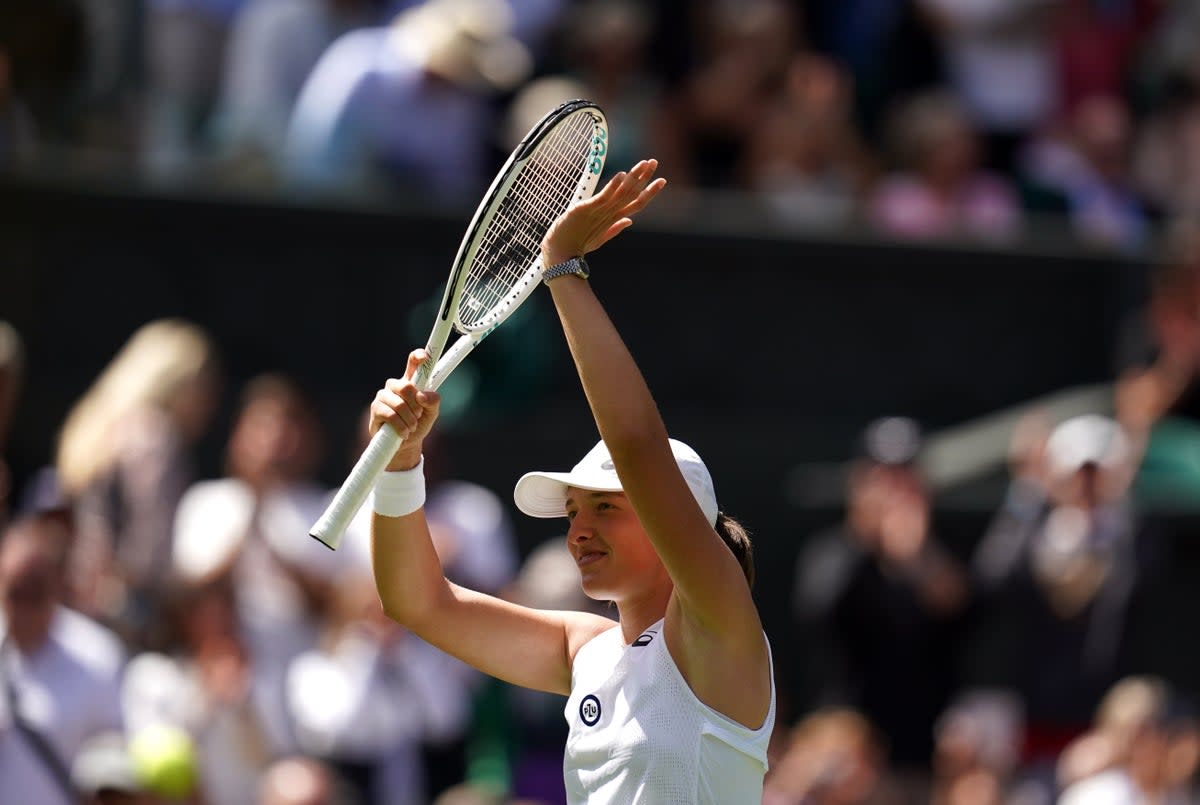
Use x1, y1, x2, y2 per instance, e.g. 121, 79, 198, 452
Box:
542, 158, 664, 261
368, 361, 441, 440
595, 159, 660, 209
618, 176, 666, 218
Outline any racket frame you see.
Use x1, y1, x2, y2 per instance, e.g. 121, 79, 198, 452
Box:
310, 100, 607, 549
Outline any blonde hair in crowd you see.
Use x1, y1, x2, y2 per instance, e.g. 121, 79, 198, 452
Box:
56, 319, 214, 494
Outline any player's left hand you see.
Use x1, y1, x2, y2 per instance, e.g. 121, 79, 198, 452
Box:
541, 158, 666, 267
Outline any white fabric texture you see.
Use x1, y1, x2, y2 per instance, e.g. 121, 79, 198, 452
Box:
563, 619, 775, 804
373, 457, 426, 518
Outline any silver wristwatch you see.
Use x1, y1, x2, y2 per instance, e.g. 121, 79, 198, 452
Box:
542, 256, 590, 284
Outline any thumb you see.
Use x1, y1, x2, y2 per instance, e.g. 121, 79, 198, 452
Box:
405, 349, 429, 381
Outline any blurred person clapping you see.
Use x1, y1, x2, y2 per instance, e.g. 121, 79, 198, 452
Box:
1116, 228, 1200, 497
170, 374, 336, 764
285, 571, 482, 805
794, 417, 968, 771
968, 414, 1144, 774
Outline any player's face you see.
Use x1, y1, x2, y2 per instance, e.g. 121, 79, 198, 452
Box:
564, 488, 666, 601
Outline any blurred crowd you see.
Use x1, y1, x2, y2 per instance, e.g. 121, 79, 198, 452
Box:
4, 1, 1200, 804
4, 0, 1200, 249
0, 218, 1198, 805
0, 318, 599, 804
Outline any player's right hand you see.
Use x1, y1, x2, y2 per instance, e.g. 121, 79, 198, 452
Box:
371, 349, 441, 470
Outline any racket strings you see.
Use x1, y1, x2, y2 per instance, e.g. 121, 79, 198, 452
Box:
458, 112, 598, 331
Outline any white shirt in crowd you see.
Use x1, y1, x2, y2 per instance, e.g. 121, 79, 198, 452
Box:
0, 608, 125, 805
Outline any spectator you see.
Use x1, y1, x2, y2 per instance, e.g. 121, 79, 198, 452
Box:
0, 514, 126, 805
744, 54, 875, 228
286, 573, 481, 805
211, 0, 384, 181
337, 428, 518, 800
1115, 225, 1200, 504
869, 91, 1021, 240
561, 0, 660, 176
1133, 75, 1200, 220
915, 0, 1059, 171
803, 0, 942, 141
341, 428, 520, 604
930, 691, 1025, 805
73, 0, 143, 155
283, 0, 532, 199
55, 319, 220, 646
171, 373, 334, 760
655, 0, 801, 189
969, 415, 1143, 785
762, 708, 908, 805
1054, 0, 1160, 116
121, 576, 276, 805
794, 416, 969, 772
0, 321, 23, 531
1057, 676, 1200, 804
1020, 94, 1148, 251
141, 0, 249, 174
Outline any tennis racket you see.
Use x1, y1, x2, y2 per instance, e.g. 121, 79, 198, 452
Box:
311, 99, 610, 549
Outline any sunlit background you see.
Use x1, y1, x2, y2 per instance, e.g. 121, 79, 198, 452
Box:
2, 0, 1200, 804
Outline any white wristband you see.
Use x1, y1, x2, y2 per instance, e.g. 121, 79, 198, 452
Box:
373, 456, 426, 518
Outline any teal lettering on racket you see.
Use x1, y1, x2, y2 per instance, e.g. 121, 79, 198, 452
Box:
589, 129, 607, 174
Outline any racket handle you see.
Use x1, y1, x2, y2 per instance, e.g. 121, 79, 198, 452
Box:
310, 424, 404, 550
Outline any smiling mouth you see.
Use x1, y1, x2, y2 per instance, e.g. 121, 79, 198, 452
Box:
576, 551, 606, 567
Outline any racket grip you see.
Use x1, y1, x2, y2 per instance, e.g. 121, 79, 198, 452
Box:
310, 424, 405, 550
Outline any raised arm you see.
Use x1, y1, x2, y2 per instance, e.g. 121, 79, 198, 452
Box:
369, 352, 612, 695
540, 160, 770, 716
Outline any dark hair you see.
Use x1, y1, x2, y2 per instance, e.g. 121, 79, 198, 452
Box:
715, 512, 755, 589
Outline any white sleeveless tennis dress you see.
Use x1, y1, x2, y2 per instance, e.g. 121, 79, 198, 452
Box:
563, 618, 775, 804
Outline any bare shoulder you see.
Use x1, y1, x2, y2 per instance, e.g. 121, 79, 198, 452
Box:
562, 610, 620, 663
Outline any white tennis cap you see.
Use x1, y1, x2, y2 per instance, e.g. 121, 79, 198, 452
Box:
514, 438, 719, 526
1045, 414, 1130, 480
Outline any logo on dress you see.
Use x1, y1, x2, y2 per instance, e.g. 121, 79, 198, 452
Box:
600, 459, 615, 471
580, 694, 602, 726
632, 631, 655, 647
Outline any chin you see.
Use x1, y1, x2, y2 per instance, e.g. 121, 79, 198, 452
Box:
579, 574, 618, 602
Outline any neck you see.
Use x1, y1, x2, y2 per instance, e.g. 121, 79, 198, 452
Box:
615, 581, 673, 644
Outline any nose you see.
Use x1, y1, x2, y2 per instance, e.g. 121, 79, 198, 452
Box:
566, 512, 595, 545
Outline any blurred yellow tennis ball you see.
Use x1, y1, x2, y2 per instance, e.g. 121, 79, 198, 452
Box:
128, 724, 198, 799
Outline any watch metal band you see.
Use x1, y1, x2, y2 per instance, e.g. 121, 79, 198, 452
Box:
542, 256, 590, 284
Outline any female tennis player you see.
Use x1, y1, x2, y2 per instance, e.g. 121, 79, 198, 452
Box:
368, 158, 775, 803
